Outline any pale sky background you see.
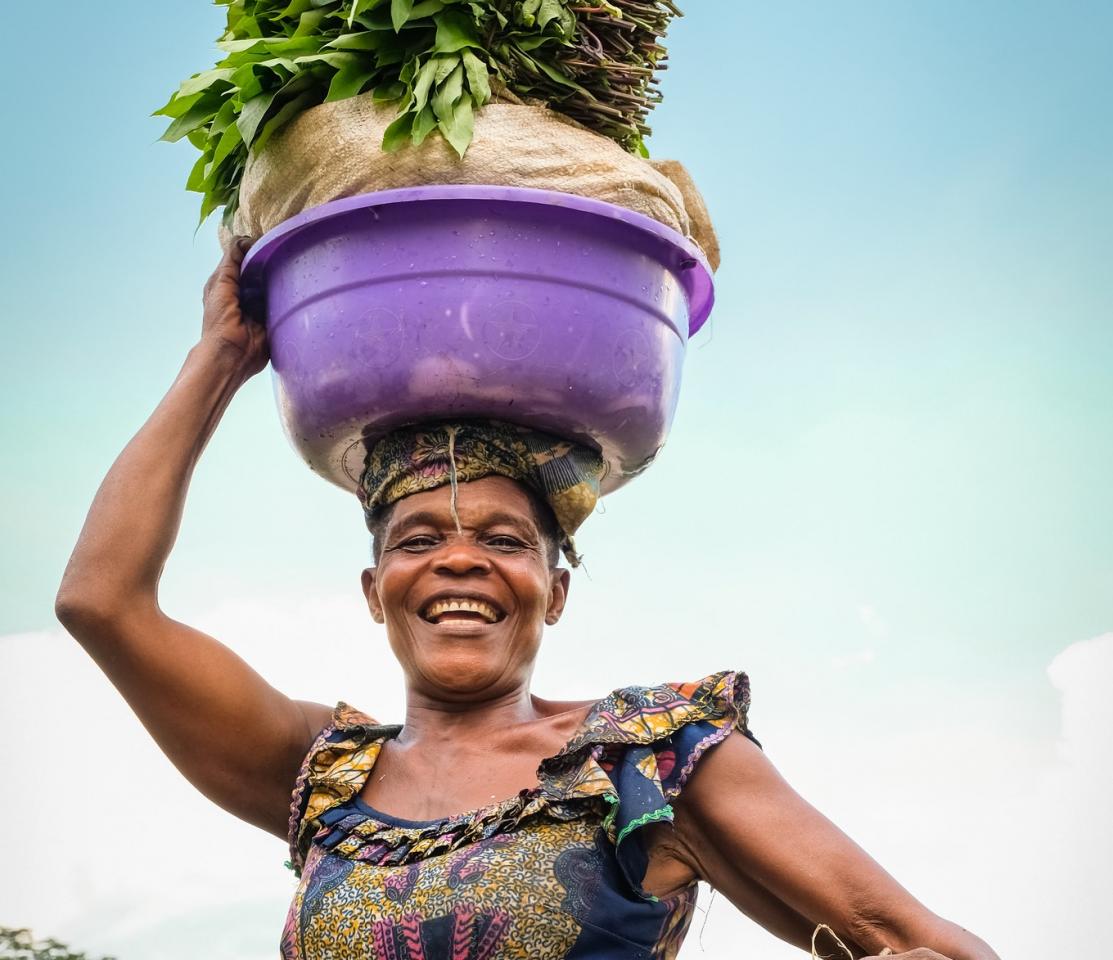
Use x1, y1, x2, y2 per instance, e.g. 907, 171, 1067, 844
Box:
1, 1, 1111, 958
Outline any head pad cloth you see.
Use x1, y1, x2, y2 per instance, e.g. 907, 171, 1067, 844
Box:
358, 421, 605, 566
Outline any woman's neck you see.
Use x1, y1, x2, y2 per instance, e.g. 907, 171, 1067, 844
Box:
396, 685, 541, 745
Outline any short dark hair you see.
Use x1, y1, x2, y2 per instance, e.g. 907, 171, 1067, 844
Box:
368, 481, 562, 569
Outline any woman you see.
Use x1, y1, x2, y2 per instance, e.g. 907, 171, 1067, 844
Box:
55, 243, 1000, 960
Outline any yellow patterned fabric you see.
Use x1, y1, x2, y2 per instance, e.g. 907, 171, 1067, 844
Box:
282, 672, 756, 958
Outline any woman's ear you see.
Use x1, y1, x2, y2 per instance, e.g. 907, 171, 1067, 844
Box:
361, 567, 385, 624
545, 568, 571, 626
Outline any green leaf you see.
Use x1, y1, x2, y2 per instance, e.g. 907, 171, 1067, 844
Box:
536, 0, 564, 29
390, 0, 413, 32
176, 67, 238, 99
412, 104, 437, 143
433, 53, 460, 84
152, 90, 205, 120
431, 62, 463, 120
347, 0, 385, 27
231, 14, 264, 39
532, 57, 589, 94
438, 93, 474, 156
373, 81, 406, 100
186, 153, 210, 192
433, 10, 479, 53
294, 9, 329, 36
254, 91, 318, 151
276, 0, 314, 18
461, 49, 491, 103
293, 52, 359, 68
381, 110, 415, 150
411, 57, 439, 111
517, 0, 542, 28
515, 35, 556, 52
210, 121, 245, 171
230, 62, 268, 102
209, 98, 239, 136
326, 60, 378, 100
199, 189, 223, 227
327, 31, 389, 51
217, 37, 270, 54
236, 89, 281, 144
410, 0, 446, 17
160, 94, 223, 142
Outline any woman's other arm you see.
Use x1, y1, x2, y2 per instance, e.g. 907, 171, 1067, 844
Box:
668, 734, 1000, 959
55, 242, 333, 839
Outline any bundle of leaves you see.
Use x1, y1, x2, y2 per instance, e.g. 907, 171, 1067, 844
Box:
157, 0, 682, 226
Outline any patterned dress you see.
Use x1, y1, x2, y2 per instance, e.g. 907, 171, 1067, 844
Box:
282, 670, 757, 960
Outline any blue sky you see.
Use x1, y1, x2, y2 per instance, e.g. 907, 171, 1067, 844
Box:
1, 2, 1110, 957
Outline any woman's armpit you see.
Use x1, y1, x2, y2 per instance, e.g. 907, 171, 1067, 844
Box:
639, 821, 699, 900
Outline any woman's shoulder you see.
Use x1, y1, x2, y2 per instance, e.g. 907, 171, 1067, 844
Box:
535, 669, 756, 899
558, 668, 755, 756
285, 702, 401, 869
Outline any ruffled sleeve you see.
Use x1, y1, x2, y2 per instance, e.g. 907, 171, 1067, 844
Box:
286, 702, 401, 875
536, 669, 757, 900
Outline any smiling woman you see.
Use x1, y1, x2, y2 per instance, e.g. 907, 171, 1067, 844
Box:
54, 245, 1001, 960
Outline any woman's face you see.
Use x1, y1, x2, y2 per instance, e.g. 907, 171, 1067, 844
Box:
361, 476, 570, 701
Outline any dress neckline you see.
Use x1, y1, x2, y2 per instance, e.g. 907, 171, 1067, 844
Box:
348, 789, 545, 828
346, 697, 603, 827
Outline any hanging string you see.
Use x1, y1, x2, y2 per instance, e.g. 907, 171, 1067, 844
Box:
811, 924, 854, 960
697, 885, 716, 951
446, 425, 463, 535
810, 924, 893, 959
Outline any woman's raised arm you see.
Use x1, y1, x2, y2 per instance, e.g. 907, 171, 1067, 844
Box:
54, 242, 333, 839
668, 733, 1000, 960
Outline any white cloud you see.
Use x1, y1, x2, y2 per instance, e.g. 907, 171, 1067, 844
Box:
858, 603, 890, 639
2, 613, 1109, 959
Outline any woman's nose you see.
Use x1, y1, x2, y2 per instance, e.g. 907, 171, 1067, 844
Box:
432, 538, 491, 575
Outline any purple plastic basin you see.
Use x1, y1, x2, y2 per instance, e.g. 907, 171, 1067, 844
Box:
240, 185, 714, 496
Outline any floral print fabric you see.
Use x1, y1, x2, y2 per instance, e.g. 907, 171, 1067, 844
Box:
283, 670, 756, 959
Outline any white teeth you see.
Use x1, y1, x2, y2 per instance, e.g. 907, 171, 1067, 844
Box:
424, 599, 501, 624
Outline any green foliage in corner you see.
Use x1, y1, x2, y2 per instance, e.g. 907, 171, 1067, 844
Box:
0, 928, 115, 960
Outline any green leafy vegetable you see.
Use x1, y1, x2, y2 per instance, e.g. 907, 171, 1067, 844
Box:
156, 0, 681, 226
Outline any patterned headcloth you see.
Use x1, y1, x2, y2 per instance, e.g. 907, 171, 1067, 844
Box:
358, 421, 606, 566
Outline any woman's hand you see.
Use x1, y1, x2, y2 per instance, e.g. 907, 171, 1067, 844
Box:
200, 237, 269, 380
864, 952, 953, 960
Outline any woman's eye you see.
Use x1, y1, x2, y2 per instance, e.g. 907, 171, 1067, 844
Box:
487, 535, 526, 550
398, 536, 439, 551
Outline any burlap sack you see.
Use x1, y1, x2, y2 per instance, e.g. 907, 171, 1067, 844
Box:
226, 93, 720, 270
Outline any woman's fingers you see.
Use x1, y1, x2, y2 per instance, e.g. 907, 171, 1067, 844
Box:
863, 951, 951, 960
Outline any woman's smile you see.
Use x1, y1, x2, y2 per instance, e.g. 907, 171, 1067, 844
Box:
419, 594, 507, 626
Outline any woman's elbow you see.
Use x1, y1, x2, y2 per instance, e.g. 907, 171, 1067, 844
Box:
55, 588, 114, 638
54, 582, 152, 640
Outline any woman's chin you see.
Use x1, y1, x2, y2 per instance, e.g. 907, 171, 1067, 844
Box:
419, 659, 510, 696
412, 643, 536, 698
